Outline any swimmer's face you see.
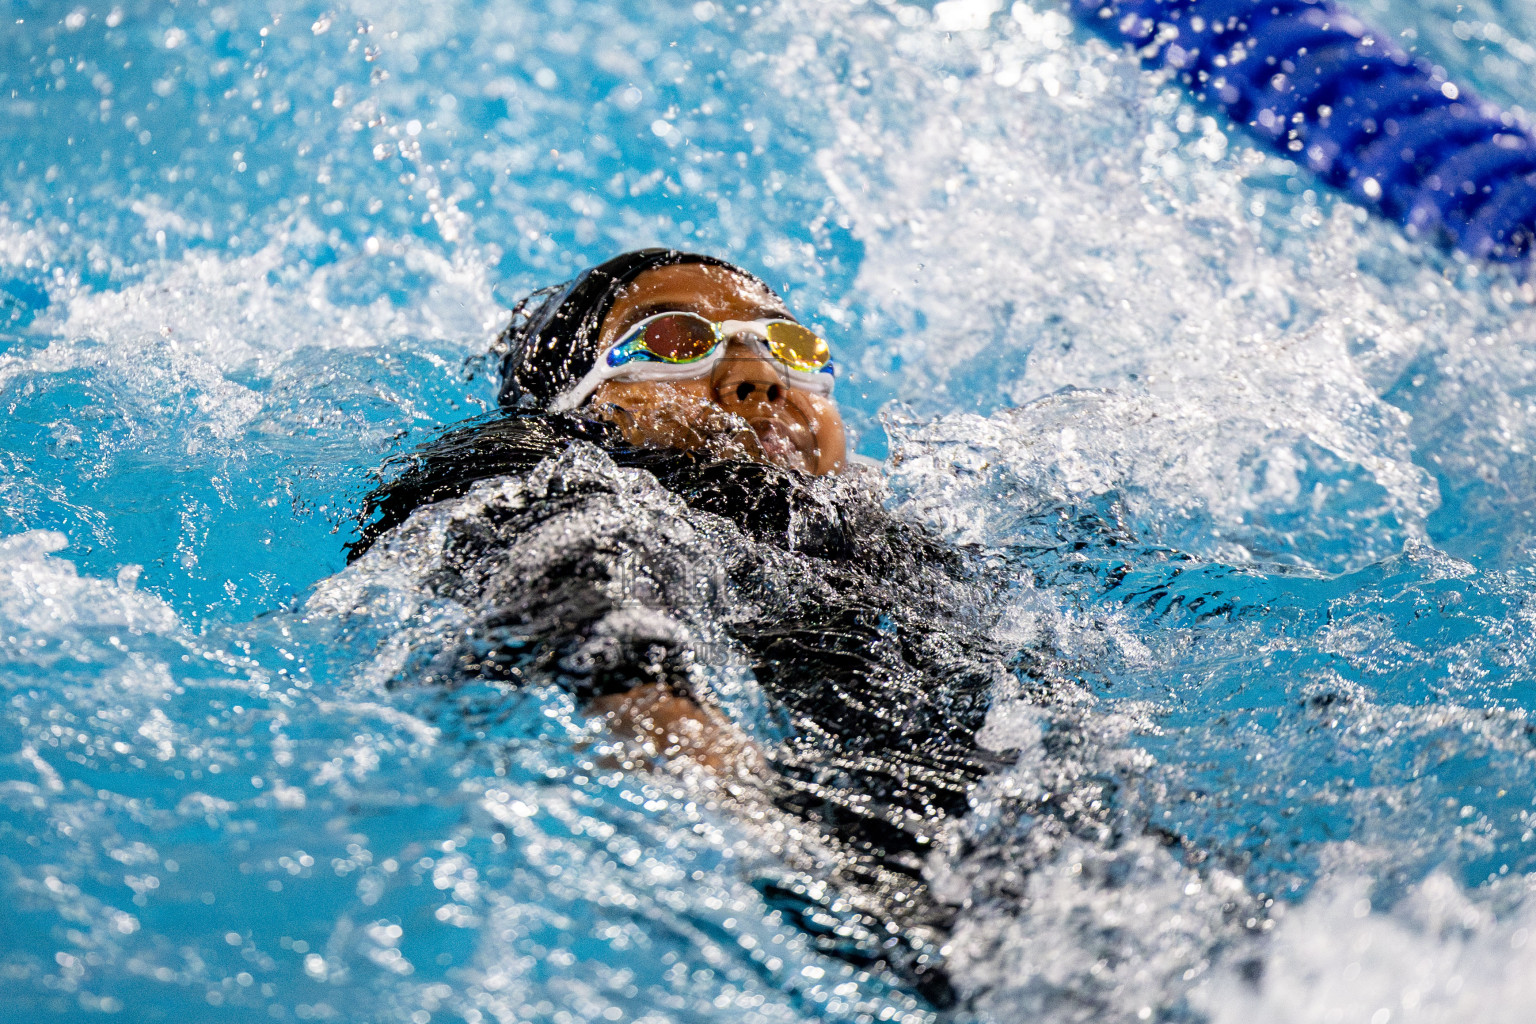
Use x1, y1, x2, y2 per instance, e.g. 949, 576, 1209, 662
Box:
587, 263, 848, 476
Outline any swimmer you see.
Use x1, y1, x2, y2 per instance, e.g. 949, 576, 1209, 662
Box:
357, 250, 872, 772
350, 249, 1055, 1004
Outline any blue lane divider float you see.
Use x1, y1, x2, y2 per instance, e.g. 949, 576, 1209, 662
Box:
1068, 0, 1536, 261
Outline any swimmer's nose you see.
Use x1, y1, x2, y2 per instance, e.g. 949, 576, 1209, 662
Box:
710, 337, 790, 412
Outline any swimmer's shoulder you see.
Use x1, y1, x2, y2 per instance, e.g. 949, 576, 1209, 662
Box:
348, 412, 625, 560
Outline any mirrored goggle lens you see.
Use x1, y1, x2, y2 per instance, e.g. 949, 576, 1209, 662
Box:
636, 313, 720, 363
609, 313, 721, 367
763, 322, 832, 372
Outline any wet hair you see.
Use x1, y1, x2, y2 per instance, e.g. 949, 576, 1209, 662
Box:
495, 247, 785, 411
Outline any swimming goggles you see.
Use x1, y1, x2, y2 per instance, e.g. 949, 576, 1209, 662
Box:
550, 311, 836, 413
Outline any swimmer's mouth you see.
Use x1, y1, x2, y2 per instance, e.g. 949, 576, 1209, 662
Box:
747, 416, 816, 473
596, 393, 820, 473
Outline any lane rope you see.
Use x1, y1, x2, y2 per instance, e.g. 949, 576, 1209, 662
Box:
1069, 0, 1536, 261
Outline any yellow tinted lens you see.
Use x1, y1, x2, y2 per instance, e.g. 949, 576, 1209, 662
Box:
763, 322, 831, 372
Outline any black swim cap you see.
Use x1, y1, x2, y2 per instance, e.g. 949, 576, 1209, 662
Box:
495, 248, 780, 412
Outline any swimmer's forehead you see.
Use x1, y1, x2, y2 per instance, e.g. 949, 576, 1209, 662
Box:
599, 263, 793, 346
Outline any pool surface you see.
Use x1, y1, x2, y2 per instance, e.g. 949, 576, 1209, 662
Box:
5, 0, 1536, 1021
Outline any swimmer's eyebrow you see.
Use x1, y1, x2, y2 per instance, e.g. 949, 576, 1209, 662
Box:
607, 298, 792, 338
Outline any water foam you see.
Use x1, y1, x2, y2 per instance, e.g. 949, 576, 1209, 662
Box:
1198, 871, 1536, 1024
6, 0, 1536, 1021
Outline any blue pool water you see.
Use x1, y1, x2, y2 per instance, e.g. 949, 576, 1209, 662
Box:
6, 0, 1536, 1020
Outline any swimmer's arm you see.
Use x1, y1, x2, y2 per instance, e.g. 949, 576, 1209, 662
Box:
584, 684, 763, 778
